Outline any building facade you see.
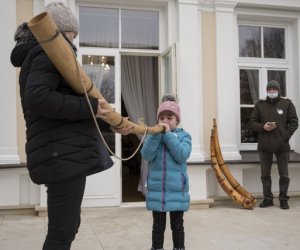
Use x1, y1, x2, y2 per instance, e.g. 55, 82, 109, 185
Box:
1, 0, 300, 211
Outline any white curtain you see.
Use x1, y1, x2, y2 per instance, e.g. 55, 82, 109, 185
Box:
121, 55, 158, 194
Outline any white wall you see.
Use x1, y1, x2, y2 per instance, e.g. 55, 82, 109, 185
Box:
0, 0, 19, 164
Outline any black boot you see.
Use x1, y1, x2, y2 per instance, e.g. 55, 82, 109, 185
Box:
259, 199, 273, 208
280, 200, 289, 209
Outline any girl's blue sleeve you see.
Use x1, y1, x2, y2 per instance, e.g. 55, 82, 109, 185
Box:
140, 133, 163, 162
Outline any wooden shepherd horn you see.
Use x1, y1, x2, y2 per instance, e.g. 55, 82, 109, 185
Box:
210, 131, 253, 209
28, 12, 163, 135
213, 119, 257, 205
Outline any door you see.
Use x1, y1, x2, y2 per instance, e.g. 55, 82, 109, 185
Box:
120, 54, 159, 203
78, 49, 122, 207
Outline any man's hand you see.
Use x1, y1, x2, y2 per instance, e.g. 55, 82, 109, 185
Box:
263, 122, 277, 131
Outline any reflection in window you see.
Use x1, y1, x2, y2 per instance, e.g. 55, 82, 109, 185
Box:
79, 7, 119, 48
239, 25, 286, 59
241, 107, 258, 143
121, 9, 159, 49
264, 27, 285, 58
82, 55, 115, 103
240, 69, 259, 105
239, 25, 261, 57
267, 70, 286, 96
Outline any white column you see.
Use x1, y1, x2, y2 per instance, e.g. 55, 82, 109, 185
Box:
294, 17, 300, 154
215, 0, 241, 160
178, 0, 205, 162
0, 0, 20, 164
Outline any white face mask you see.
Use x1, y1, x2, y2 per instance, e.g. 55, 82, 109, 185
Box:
267, 92, 278, 99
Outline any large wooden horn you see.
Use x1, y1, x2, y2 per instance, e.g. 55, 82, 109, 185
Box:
210, 131, 253, 209
28, 12, 163, 135
213, 119, 257, 205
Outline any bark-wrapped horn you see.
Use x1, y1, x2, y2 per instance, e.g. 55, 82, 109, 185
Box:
28, 12, 163, 135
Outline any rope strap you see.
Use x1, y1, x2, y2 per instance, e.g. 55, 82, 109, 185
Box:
38, 29, 60, 44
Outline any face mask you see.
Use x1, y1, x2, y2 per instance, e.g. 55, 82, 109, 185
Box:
267, 92, 278, 99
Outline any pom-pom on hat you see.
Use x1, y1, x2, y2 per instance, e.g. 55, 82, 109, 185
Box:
45, 2, 79, 34
267, 80, 280, 91
157, 101, 181, 123
161, 94, 177, 102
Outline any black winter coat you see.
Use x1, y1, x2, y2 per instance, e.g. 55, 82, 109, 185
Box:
250, 96, 298, 152
10, 23, 113, 184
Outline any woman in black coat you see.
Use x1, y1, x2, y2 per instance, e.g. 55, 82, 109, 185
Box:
10, 2, 116, 249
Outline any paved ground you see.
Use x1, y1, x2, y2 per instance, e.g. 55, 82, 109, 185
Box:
1, 198, 300, 250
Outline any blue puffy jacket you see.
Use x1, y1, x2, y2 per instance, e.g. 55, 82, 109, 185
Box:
141, 128, 192, 212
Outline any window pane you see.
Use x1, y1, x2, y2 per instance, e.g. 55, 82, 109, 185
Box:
121, 9, 159, 49
264, 27, 285, 59
82, 55, 116, 154
267, 70, 286, 96
164, 51, 172, 94
79, 7, 119, 48
241, 107, 258, 143
82, 55, 115, 104
239, 25, 261, 57
240, 69, 259, 104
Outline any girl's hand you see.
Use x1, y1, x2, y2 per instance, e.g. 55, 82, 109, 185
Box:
159, 122, 170, 132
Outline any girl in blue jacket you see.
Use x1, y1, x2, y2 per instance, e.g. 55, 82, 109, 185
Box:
141, 98, 192, 250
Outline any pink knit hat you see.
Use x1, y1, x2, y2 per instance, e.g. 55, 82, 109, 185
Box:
157, 101, 181, 123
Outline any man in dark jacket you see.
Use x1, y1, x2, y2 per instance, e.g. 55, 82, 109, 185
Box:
250, 80, 298, 209
10, 2, 126, 249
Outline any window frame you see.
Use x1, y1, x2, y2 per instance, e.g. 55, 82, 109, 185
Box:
238, 20, 292, 150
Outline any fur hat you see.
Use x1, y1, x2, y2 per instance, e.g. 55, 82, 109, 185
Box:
157, 101, 181, 123
14, 22, 37, 44
267, 80, 280, 91
45, 2, 79, 34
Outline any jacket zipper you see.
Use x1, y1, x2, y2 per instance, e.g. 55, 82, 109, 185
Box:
162, 144, 166, 211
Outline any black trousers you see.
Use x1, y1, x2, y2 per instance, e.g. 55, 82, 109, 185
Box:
42, 174, 86, 250
152, 211, 185, 249
259, 151, 290, 201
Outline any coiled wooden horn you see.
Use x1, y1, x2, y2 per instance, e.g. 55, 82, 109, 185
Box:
210, 130, 253, 209
28, 12, 163, 135
212, 119, 257, 205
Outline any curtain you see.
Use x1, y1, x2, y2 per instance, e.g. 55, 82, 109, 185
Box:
121, 55, 158, 194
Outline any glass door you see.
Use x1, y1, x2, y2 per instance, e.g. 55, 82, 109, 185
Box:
78, 49, 122, 207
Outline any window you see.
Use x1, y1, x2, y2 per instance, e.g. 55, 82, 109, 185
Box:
79, 7, 159, 50
82, 54, 116, 153
82, 55, 115, 103
121, 9, 159, 49
239, 25, 285, 59
238, 24, 288, 146
79, 7, 119, 48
